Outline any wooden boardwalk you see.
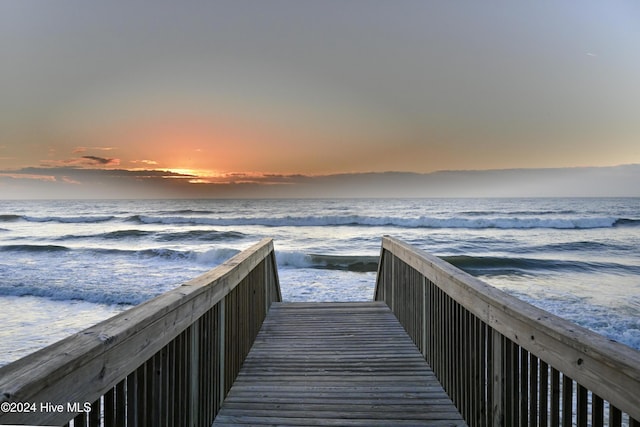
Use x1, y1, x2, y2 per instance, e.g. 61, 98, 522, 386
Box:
3, 238, 639, 426
213, 301, 466, 426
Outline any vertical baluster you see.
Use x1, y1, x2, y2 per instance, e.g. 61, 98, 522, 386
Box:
204, 308, 212, 426
464, 309, 478, 426
609, 405, 622, 427
437, 284, 442, 383
137, 363, 148, 426
212, 302, 220, 422
454, 302, 460, 412
218, 297, 226, 410
520, 348, 528, 427
454, 302, 461, 409
529, 354, 538, 427
202, 309, 209, 425
591, 394, 604, 427
212, 304, 219, 419
576, 384, 588, 427
561, 375, 573, 427
104, 388, 115, 427
405, 264, 410, 341
491, 331, 504, 427
177, 331, 187, 425
550, 368, 560, 427
162, 341, 171, 427
414, 267, 419, 348
233, 286, 239, 391
435, 285, 442, 384
469, 312, 476, 427
513, 342, 521, 426
464, 309, 470, 426
422, 277, 428, 359
486, 325, 494, 427
151, 351, 161, 427
73, 411, 86, 427
190, 319, 200, 427
504, 338, 513, 426
480, 320, 488, 427
224, 290, 232, 395
442, 287, 447, 391
126, 370, 136, 427
172, 335, 181, 426
88, 399, 100, 426
433, 279, 438, 365
242, 275, 248, 362
539, 361, 549, 427
441, 288, 447, 391
115, 380, 125, 427
447, 294, 453, 397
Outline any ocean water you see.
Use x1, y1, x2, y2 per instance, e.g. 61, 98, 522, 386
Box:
0, 198, 639, 366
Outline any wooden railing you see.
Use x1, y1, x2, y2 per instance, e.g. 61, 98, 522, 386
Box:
375, 236, 640, 427
0, 238, 281, 426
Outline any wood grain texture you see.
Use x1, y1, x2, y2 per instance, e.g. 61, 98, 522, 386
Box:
0, 239, 280, 426
376, 236, 640, 423
213, 302, 466, 426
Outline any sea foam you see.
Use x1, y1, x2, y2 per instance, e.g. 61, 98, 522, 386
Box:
127, 214, 628, 229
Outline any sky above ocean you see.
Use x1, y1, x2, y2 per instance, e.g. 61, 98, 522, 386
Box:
1, 1, 639, 198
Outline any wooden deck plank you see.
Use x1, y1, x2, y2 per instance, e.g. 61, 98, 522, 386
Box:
213, 301, 466, 426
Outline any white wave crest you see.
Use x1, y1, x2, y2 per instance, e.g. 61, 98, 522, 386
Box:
276, 251, 314, 268
23, 215, 114, 223
195, 248, 241, 265
133, 214, 619, 229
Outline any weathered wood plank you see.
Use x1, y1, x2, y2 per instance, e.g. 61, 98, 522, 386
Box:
0, 238, 280, 426
215, 416, 465, 426
377, 236, 640, 421
213, 302, 466, 426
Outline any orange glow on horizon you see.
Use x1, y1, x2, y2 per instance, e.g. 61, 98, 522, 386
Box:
162, 168, 222, 178
95, 114, 301, 175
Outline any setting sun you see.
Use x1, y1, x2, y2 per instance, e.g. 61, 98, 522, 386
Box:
162, 168, 220, 178
1, 1, 639, 198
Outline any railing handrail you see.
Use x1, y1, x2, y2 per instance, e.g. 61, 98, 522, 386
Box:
0, 238, 280, 425
376, 235, 640, 421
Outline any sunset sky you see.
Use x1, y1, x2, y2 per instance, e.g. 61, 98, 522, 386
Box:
1, 1, 639, 198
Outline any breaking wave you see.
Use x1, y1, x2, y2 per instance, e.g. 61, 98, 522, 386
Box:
54, 229, 245, 242
0, 244, 71, 253
442, 255, 640, 275
277, 252, 379, 272
126, 214, 639, 229
2, 212, 638, 229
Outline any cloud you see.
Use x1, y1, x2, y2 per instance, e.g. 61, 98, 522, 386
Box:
73, 146, 116, 153
23, 167, 188, 178
0, 172, 57, 182
131, 159, 159, 166
40, 156, 121, 168
1, 164, 639, 199
60, 176, 82, 185
82, 156, 120, 166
